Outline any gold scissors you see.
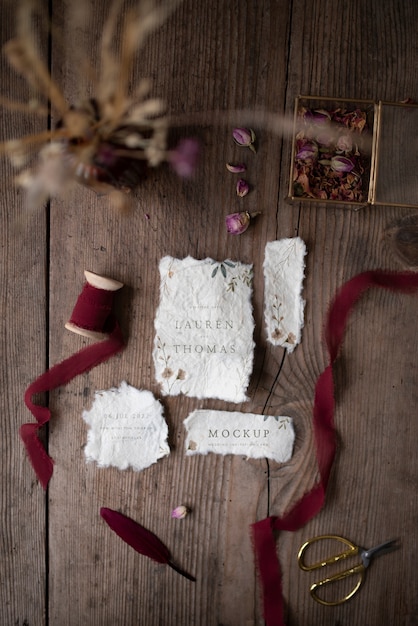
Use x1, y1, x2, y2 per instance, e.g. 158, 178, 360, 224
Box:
297, 534, 398, 606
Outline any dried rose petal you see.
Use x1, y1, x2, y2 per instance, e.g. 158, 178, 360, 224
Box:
313, 108, 331, 120
226, 162, 247, 173
295, 172, 311, 193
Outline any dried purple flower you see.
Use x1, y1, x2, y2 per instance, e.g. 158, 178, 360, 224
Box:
226, 162, 246, 173
168, 138, 200, 178
336, 134, 353, 153
225, 211, 260, 235
293, 104, 369, 202
303, 108, 330, 124
312, 108, 331, 121
236, 178, 250, 197
296, 141, 318, 161
330, 155, 355, 173
171, 505, 189, 519
226, 211, 250, 235
232, 127, 256, 152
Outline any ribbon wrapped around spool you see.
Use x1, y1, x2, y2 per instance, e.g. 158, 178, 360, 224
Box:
20, 270, 125, 489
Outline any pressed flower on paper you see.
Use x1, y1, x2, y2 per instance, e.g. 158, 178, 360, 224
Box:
210, 260, 253, 294
156, 338, 188, 393
211, 260, 236, 278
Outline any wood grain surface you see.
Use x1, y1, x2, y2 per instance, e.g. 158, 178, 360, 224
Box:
1, 1, 417, 625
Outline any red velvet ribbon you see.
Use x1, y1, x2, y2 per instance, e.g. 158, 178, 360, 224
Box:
252, 270, 418, 626
68, 282, 117, 333
20, 281, 125, 489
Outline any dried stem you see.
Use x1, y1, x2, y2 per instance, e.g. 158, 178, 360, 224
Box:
168, 560, 196, 582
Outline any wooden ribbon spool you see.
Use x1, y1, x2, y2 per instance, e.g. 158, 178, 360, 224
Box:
65, 270, 124, 340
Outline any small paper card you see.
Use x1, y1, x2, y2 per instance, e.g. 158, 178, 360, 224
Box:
153, 256, 255, 402
82, 382, 170, 472
184, 410, 295, 463
263, 237, 307, 352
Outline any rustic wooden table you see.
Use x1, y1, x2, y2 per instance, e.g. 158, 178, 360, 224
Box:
1, 1, 417, 625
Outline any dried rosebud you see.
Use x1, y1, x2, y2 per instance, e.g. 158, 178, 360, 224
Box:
171, 505, 189, 519
232, 127, 256, 152
336, 134, 353, 153
236, 178, 250, 197
330, 155, 355, 173
226, 162, 246, 173
303, 108, 331, 124
313, 108, 331, 121
168, 138, 200, 178
225, 211, 260, 235
226, 211, 250, 234
296, 141, 318, 161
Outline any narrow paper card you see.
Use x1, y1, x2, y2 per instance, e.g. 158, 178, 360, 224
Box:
263, 237, 307, 352
153, 256, 255, 402
82, 382, 170, 472
184, 410, 295, 462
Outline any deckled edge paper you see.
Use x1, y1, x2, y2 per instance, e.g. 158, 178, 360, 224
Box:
263, 237, 307, 352
184, 410, 295, 463
82, 381, 170, 472
153, 256, 255, 402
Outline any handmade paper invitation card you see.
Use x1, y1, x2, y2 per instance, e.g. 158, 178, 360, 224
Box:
263, 237, 307, 352
153, 256, 255, 402
82, 382, 170, 471
184, 410, 295, 462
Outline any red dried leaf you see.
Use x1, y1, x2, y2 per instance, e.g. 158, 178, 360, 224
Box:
101, 507, 170, 563
100, 507, 196, 582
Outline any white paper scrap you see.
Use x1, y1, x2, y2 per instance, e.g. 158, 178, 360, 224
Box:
82, 381, 170, 472
184, 410, 295, 463
263, 238, 307, 352
153, 256, 255, 402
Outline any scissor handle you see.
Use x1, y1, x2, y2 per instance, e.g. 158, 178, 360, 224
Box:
297, 534, 359, 571
310, 563, 366, 606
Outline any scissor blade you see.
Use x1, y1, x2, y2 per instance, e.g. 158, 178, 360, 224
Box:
361, 539, 399, 568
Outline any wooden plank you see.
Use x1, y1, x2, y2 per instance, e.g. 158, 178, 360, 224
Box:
276, 1, 418, 624
0, 1, 48, 624
45, 1, 291, 624
1, 0, 417, 624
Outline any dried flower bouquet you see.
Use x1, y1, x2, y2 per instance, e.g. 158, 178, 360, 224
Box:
0, 0, 198, 211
